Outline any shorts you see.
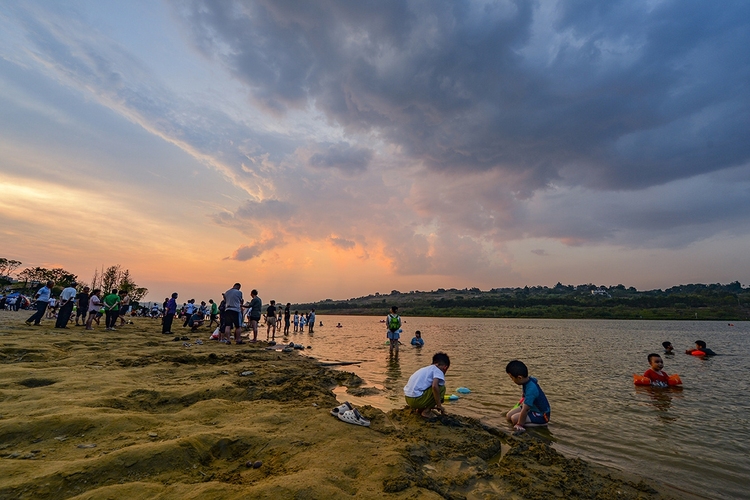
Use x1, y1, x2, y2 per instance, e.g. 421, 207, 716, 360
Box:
528, 411, 550, 425
225, 310, 242, 329
387, 330, 401, 340
267, 317, 277, 326
285, 318, 290, 327
405, 385, 446, 410
119, 306, 129, 316
76, 307, 89, 318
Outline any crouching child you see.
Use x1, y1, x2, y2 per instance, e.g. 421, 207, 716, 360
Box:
506, 359, 551, 433
404, 352, 450, 419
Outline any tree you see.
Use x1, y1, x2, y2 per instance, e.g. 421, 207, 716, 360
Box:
101, 265, 122, 293
17, 266, 77, 291
93, 265, 148, 301
118, 269, 148, 301
18, 267, 51, 286
47, 268, 78, 287
0, 258, 22, 279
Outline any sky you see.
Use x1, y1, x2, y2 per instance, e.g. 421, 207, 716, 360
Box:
1, 0, 749, 303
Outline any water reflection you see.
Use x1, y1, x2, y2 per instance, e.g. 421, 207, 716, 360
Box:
384, 351, 402, 394
635, 386, 683, 422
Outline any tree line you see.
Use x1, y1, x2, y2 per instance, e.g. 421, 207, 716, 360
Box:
1, 258, 147, 301
292, 281, 750, 320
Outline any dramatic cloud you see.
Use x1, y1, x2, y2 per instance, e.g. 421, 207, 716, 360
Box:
174, 0, 750, 191
2, 1, 749, 301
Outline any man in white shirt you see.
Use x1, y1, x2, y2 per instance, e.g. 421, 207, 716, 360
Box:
56, 281, 78, 328
26, 280, 54, 326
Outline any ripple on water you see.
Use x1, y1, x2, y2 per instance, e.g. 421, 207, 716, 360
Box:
301, 317, 750, 500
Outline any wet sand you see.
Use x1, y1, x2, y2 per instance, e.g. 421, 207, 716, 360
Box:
0, 311, 676, 499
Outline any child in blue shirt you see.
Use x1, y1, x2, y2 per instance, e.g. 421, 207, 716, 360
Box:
505, 360, 550, 433
411, 330, 424, 347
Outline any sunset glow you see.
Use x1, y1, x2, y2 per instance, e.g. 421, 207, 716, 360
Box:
1, 1, 749, 302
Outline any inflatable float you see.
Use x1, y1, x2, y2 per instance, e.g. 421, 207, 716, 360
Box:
456, 387, 471, 394
633, 374, 682, 386
442, 394, 460, 402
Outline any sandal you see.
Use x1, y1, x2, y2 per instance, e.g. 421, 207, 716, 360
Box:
330, 401, 353, 417
337, 408, 370, 427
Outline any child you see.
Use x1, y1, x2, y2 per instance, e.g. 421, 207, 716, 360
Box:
403, 352, 450, 419
686, 340, 716, 356
643, 353, 670, 387
662, 341, 674, 355
386, 306, 402, 353
411, 330, 424, 347
293, 311, 299, 332
506, 360, 550, 433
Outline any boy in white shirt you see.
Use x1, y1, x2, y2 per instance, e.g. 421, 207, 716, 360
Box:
403, 352, 450, 419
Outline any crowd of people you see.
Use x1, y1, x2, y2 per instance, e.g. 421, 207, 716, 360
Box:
8, 281, 323, 340
155, 284, 318, 345
14, 281, 136, 331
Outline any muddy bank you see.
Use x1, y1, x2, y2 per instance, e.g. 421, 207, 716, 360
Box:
0, 312, 674, 499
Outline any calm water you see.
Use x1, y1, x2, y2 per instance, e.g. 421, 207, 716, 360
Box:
291, 317, 749, 500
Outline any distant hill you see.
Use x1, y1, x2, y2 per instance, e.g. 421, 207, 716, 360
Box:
292, 282, 750, 320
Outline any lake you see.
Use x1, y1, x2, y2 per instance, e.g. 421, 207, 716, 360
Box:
288, 316, 749, 500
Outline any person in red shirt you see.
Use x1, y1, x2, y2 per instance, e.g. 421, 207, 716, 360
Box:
643, 354, 670, 388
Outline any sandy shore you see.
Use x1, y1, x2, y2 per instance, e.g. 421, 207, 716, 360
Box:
0, 311, 675, 499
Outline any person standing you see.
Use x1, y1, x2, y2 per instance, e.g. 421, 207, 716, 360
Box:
284, 303, 291, 335
208, 299, 219, 328
26, 280, 54, 326
162, 292, 178, 334
223, 283, 244, 344
75, 286, 90, 326
265, 300, 277, 341
118, 291, 131, 326
46, 296, 57, 318
55, 282, 78, 329
308, 308, 316, 334
85, 289, 102, 330
385, 306, 402, 353
248, 289, 262, 342
102, 289, 120, 331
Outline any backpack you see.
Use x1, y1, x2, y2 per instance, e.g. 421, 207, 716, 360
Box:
387, 314, 400, 332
